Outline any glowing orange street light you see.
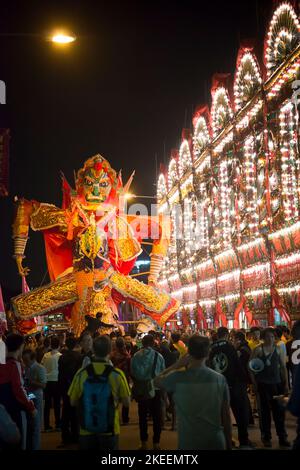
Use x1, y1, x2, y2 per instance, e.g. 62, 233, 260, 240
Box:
50, 32, 76, 45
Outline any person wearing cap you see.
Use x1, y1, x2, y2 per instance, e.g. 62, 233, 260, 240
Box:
247, 327, 261, 351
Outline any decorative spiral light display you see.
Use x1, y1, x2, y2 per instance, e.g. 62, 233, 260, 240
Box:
157, 2, 300, 328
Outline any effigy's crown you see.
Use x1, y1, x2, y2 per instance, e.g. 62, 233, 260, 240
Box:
76, 154, 117, 189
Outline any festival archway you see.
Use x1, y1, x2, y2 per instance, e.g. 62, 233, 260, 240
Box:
178, 139, 192, 179
234, 49, 262, 112
168, 158, 178, 191
193, 116, 210, 158
211, 86, 233, 138
265, 2, 300, 78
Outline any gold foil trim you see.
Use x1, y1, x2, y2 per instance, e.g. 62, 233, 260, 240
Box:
30, 203, 67, 232
12, 274, 78, 318
113, 217, 142, 261
110, 271, 172, 314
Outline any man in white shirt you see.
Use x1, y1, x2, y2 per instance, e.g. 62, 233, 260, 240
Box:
41, 336, 62, 431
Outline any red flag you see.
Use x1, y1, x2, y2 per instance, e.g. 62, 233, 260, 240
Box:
268, 307, 275, 326
22, 277, 30, 294
182, 309, 189, 328
277, 307, 290, 323
234, 297, 245, 329
215, 301, 227, 327
197, 305, 208, 330
220, 312, 228, 327
244, 303, 253, 326
271, 287, 291, 324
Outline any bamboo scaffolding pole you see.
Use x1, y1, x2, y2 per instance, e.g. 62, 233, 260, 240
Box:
130, 271, 150, 277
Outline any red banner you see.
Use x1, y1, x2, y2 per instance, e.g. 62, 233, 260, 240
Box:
234, 296, 255, 328
181, 309, 189, 327
197, 305, 208, 330
244, 304, 254, 326
215, 301, 228, 327
234, 297, 245, 329
22, 277, 30, 294
271, 287, 291, 324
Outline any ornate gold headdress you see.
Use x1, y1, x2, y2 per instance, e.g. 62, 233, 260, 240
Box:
76, 154, 117, 190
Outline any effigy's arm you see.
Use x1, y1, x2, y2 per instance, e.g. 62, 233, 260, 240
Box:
12, 198, 67, 276
12, 198, 36, 276
125, 213, 171, 285
148, 214, 170, 285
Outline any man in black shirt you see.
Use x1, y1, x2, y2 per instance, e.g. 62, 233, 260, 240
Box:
232, 331, 252, 383
232, 331, 255, 425
208, 327, 251, 448
58, 336, 82, 446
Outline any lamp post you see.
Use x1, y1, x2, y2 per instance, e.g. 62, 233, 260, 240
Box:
125, 193, 156, 200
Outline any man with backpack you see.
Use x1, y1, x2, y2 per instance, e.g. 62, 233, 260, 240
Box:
68, 335, 130, 450
131, 334, 165, 450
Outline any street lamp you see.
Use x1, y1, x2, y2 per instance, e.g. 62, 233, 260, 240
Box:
50, 32, 76, 45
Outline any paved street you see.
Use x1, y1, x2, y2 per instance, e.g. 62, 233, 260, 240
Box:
41, 401, 297, 451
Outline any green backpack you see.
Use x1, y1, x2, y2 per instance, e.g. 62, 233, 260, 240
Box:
132, 352, 158, 402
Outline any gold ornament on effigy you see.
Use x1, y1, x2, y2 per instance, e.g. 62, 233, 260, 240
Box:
30, 204, 67, 232
11, 275, 78, 318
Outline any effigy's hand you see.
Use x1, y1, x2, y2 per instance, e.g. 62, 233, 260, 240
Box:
96, 206, 117, 230
148, 275, 159, 288
16, 256, 30, 277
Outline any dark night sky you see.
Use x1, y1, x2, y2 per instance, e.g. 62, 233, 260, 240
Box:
0, 0, 272, 300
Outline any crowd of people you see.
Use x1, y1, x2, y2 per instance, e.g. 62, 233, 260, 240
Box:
0, 319, 299, 451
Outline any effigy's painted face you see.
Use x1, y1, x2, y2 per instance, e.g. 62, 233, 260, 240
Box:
82, 167, 112, 204
76, 155, 118, 210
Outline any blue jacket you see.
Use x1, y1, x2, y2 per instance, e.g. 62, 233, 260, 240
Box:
131, 347, 165, 381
